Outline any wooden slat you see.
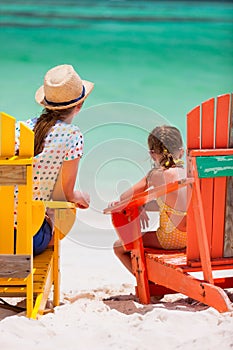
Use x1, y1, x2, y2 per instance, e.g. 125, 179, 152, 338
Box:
32, 200, 46, 235
212, 177, 227, 258
104, 179, 193, 214
215, 94, 230, 148
196, 155, 233, 178
200, 98, 215, 251
186, 196, 199, 260
45, 201, 76, 209
201, 98, 215, 148
0, 112, 15, 157
33, 247, 54, 262
18, 122, 34, 157
0, 186, 14, 254
17, 165, 33, 254
186, 106, 200, 260
191, 158, 214, 283
0, 283, 49, 296
0, 165, 27, 185
0, 113, 16, 253
0, 255, 31, 278
212, 94, 231, 258
224, 93, 233, 257
187, 105, 200, 150
190, 149, 233, 156
17, 185, 31, 254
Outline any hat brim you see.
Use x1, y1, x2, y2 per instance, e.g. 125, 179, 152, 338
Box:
35, 80, 94, 110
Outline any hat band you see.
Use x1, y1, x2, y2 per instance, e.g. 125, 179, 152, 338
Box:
44, 85, 85, 107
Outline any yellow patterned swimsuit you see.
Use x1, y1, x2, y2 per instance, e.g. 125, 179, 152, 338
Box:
156, 197, 187, 249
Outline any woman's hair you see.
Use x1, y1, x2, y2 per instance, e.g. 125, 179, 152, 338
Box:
148, 125, 183, 169
33, 106, 76, 156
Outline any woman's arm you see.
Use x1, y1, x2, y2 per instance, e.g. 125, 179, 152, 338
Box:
52, 158, 90, 208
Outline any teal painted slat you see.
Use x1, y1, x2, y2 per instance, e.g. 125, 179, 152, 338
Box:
196, 155, 233, 178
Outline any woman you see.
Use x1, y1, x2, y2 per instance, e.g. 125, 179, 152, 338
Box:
15, 64, 94, 255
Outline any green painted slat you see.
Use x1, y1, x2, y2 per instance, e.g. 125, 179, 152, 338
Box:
196, 155, 233, 178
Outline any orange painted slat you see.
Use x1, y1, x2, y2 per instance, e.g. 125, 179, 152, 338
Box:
201, 98, 215, 149
212, 177, 227, 258
186, 105, 200, 260
190, 158, 213, 283
224, 93, 233, 257
186, 191, 200, 260
187, 106, 200, 150
212, 94, 230, 258
190, 149, 233, 156
200, 178, 213, 246
215, 94, 230, 148
200, 98, 215, 251
229, 93, 233, 148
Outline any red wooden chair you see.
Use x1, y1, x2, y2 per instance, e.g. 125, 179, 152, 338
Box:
104, 93, 233, 312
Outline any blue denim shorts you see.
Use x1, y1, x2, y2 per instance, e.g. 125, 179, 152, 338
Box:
33, 219, 52, 256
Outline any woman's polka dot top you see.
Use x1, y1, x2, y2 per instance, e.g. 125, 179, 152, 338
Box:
14, 117, 83, 227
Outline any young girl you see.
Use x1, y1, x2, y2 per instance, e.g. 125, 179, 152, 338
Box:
113, 125, 187, 273
15, 64, 94, 255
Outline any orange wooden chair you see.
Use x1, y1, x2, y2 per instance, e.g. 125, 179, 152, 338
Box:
104, 93, 233, 312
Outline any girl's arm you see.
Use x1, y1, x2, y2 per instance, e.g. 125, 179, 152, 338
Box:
119, 176, 148, 201
52, 158, 90, 208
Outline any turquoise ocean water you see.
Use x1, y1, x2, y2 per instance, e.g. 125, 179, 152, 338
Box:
0, 1, 232, 247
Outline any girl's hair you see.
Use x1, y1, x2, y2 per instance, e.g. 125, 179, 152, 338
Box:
148, 125, 183, 169
33, 106, 76, 156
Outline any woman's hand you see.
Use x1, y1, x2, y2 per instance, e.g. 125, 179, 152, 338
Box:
74, 191, 90, 209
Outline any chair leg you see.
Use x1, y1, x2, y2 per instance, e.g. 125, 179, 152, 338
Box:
192, 158, 214, 284
26, 273, 34, 318
132, 248, 150, 304
53, 225, 60, 307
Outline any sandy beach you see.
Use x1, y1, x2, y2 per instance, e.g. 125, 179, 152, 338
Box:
0, 1, 233, 349
0, 230, 233, 350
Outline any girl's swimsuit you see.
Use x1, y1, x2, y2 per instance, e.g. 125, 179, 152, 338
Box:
156, 197, 187, 249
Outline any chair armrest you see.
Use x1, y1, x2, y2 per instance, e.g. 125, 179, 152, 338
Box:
45, 201, 76, 239
32, 200, 76, 238
189, 149, 233, 157
103, 178, 193, 214
44, 201, 76, 209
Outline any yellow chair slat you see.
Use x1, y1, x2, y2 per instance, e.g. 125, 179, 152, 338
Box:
0, 158, 33, 165
18, 121, 34, 157
0, 287, 27, 296
32, 200, 46, 235
0, 186, 14, 254
0, 112, 15, 157
0, 284, 45, 295
17, 185, 32, 254
17, 164, 34, 254
33, 248, 54, 260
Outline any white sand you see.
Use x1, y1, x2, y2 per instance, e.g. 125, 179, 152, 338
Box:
0, 230, 233, 350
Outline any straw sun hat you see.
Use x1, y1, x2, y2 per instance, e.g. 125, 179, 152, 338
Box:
35, 64, 94, 110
